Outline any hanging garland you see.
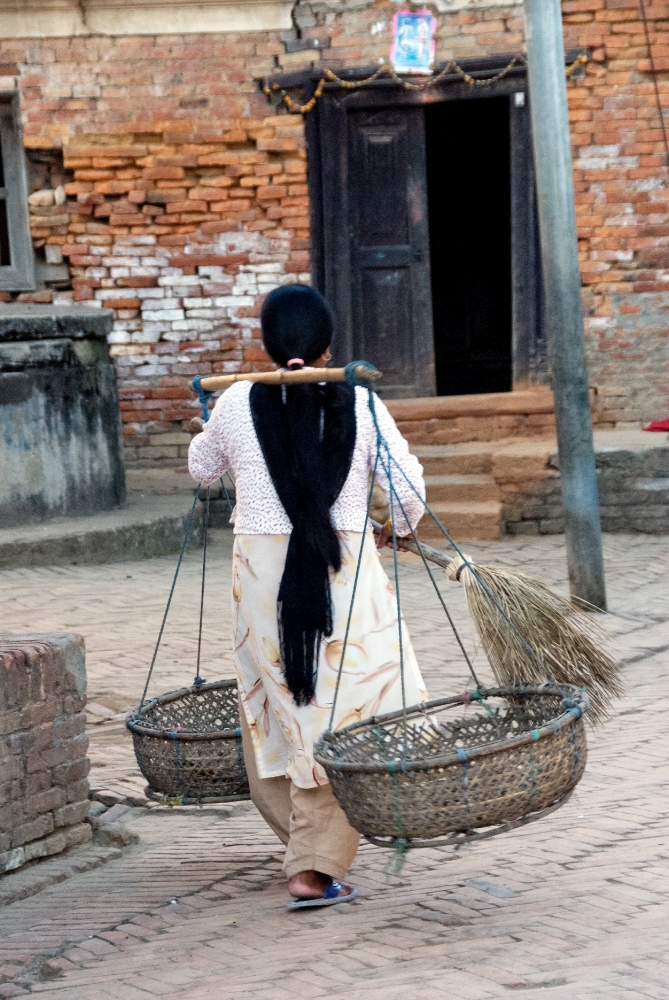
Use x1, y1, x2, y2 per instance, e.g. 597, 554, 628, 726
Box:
263, 52, 589, 115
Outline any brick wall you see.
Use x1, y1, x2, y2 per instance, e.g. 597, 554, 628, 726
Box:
0, 633, 91, 874
564, 0, 669, 429
0, 0, 667, 462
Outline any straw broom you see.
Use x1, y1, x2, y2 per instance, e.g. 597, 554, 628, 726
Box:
371, 522, 623, 725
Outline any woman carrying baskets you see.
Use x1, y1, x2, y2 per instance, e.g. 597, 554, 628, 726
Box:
188, 284, 428, 908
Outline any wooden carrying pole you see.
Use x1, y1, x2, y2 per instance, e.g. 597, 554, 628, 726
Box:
524, 0, 607, 611
197, 365, 381, 392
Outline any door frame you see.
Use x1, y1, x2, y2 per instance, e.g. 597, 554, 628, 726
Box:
265, 55, 581, 392
341, 104, 436, 397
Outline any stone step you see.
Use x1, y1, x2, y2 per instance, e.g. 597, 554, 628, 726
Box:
424, 473, 500, 504
417, 501, 502, 542
386, 388, 556, 446
412, 442, 493, 475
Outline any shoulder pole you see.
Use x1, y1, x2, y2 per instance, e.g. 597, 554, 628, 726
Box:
195, 363, 381, 393
524, 0, 607, 610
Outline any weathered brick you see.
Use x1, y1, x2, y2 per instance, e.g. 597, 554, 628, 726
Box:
53, 799, 90, 828
12, 813, 54, 848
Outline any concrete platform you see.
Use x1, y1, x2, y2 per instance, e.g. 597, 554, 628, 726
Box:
413, 428, 669, 539
0, 467, 235, 569
0, 493, 202, 569
2, 429, 666, 567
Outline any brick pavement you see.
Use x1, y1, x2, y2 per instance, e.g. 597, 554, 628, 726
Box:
0, 532, 667, 998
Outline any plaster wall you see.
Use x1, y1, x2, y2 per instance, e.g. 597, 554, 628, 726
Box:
0, 307, 125, 525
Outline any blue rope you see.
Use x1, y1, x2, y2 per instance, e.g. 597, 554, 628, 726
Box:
569, 722, 581, 785
235, 727, 244, 780
457, 747, 471, 816
528, 741, 538, 805
138, 487, 200, 708
194, 484, 210, 687
365, 392, 554, 684
344, 360, 380, 388
327, 442, 381, 732
367, 392, 481, 691
219, 476, 234, 519
378, 428, 408, 736
192, 374, 214, 421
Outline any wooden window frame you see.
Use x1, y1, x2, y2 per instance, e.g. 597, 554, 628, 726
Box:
0, 93, 35, 292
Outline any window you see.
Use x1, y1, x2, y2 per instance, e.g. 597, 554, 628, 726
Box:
0, 94, 34, 291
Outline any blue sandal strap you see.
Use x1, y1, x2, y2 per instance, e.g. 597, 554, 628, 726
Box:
323, 879, 342, 899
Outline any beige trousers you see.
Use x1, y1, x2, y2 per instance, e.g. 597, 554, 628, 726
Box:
239, 699, 360, 882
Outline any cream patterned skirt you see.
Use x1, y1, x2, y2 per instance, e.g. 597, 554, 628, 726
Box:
232, 531, 428, 789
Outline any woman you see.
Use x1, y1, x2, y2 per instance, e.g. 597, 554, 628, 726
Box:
188, 284, 428, 908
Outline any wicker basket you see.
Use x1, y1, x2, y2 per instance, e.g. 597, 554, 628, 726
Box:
314, 684, 587, 845
126, 678, 250, 803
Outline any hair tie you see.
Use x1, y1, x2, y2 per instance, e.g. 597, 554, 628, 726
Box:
287, 358, 304, 368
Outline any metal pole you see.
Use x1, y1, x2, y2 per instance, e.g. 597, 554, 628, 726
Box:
524, 0, 607, 610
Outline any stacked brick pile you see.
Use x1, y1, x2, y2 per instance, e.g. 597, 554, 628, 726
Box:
0, 634, 91, 874
57, 118, 309, 464
0, 0, 665, 462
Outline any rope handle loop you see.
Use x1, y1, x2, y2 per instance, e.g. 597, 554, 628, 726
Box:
192, 374, 214, 422
344, 359, 382, 388
366, 404, 557, 685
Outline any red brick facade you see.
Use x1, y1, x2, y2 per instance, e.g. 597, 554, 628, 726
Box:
1, 0, 668, 463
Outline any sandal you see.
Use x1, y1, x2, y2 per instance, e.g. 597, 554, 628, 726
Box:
285, 879, 358, 910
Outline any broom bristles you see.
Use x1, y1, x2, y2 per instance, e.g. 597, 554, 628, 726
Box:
446, 554, 624, 726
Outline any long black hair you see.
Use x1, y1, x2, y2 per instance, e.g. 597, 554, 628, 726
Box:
249, 285, 356, 705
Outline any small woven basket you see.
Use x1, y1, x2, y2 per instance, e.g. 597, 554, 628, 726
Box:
126, 678, 250, 803
314, 684, 587, 845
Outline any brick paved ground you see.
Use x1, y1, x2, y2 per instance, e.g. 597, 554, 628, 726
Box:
0, 531, 668, 998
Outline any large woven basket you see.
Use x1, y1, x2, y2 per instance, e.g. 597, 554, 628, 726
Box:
314, 684, 587, 845
126, 679, 250, 803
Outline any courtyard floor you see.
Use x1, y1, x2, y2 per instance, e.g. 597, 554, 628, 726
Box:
0, 530, 668, 999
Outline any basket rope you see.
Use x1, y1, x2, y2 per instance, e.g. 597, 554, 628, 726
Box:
365, 389, 557, 686
195, 484, 210, 688
138, 379, 234, 707
139, 487, 200, 708
326, 443, 381, 732
327, 386, 556, 736
321, 387, 575, 863
385, 437, 408, 737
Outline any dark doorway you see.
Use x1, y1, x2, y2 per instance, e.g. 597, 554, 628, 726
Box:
426, 97, 512, 395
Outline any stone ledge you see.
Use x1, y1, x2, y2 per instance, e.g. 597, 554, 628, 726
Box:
1, 822, 92, 875
0, 305, 114, 342
386, 388, 555, 423
411, 429, 669, 539
0, 0, 293, 38
0, 493, 204, 569
0, 843, 122, 907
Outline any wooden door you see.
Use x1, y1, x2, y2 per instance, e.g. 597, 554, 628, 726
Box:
318, 100, 435, 398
